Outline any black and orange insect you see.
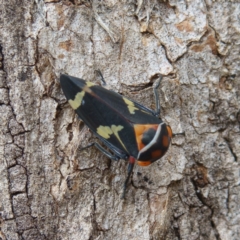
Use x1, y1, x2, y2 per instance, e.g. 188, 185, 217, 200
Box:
60, 72, 172, 198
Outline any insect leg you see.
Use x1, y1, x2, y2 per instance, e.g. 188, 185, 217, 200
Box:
93, 133, 129, 160
152, 75, 162, 117
94, 70, 118, 92
95, 70, 106, 86
121, 157, 135, 199
79, 142, 120, 161
173, 132, 185, 137
131, 75, 163, 117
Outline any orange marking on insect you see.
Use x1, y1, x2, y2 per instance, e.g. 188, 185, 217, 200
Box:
162, 135, 170, 148
134, 125, 145, 137
137, 161, 151, 166
137, 140, 145, 151
151, 150, 162, 159
167, 125, 172, 138
134, 124, 159, 151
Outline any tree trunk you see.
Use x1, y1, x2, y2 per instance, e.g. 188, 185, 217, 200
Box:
0, 0, 239, 239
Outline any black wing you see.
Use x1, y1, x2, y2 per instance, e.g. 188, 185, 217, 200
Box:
60, 74, 162, 158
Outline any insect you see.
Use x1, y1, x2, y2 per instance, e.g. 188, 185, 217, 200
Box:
60, 72, 172, 198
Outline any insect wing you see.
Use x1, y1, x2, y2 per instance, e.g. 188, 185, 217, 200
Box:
90, 85, 162, 125
60, 74, 138, 158
60, 75, 86, 102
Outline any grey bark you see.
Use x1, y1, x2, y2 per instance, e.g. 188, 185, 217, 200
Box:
0, 0, 239, 240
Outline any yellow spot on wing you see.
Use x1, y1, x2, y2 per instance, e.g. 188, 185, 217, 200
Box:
97, 126, 112, 139
123, 97, 139, 114
111, 125, 124, 135
86, 81, 95, 87
97, 125, 127, 151
111, 125, 126, 150
68, 91, 85, 109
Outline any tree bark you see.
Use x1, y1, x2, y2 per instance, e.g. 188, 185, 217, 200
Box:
0, 0, 239, 239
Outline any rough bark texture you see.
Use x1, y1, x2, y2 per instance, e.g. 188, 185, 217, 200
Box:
0, 0, 239, 240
